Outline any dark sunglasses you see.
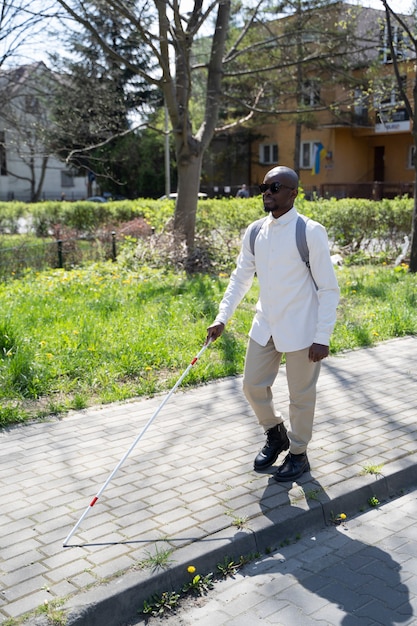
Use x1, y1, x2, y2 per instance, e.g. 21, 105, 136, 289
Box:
259, 182, 295, 194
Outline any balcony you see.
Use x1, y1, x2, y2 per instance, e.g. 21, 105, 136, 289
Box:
323, 109, 371, 128
305, 181, 414, 200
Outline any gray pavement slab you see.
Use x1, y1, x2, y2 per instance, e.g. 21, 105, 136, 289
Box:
0, 336, 417, 625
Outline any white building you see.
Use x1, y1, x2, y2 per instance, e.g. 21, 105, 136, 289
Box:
0, 62, 87, 202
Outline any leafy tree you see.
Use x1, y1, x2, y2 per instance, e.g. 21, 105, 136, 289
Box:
52, 0, 393, 251
379, 0, 417, 272
47, 3, 157, 196
53, 0, 235, 249
0, 63, 54, 201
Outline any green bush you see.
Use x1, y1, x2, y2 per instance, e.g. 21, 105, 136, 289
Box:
0, 195, 414, 273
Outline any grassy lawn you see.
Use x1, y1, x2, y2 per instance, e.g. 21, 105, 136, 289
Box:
0, 261, 416, 428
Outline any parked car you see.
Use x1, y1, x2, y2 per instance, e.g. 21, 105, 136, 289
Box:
86, 196, 108, 202
158, 192, 208, 200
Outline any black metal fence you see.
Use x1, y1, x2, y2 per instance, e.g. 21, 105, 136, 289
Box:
0, 232, 117, 282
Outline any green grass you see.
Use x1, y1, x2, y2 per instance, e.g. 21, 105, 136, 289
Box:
0, 261, 416, 428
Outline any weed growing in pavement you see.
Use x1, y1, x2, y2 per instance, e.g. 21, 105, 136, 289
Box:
182, 570, 214, 596
138, 546, 174, 571
216, 553, 259, 578
305, 488, 322, 501
217, 556, 241, 577
142, 591, 181, 617
141, 554, 260, 618
368, 495, 380, 507
330, 511, 348, 525
360, 463, 384, 476
34, 598, 66, 625
224, 508, 250, 529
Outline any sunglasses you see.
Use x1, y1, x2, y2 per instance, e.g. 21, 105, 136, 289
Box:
259, 182, 295, 194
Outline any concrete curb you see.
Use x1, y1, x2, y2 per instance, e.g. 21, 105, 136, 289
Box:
28, 454, 417, 626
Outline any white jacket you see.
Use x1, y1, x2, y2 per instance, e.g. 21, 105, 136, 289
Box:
214, 207, 340, 352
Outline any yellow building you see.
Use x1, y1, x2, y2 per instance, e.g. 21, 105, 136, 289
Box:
249, 4, 415, 199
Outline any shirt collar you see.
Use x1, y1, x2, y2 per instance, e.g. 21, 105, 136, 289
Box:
266, 206, 298, 225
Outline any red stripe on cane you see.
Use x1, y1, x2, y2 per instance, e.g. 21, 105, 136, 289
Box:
90, 497, 98, 507
191, 357, 197, 365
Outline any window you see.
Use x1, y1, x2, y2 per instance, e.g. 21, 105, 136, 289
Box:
375, 76, 408, 125
353, 88, 368, 124
25, 95, 39, 115
259, 143, 278, 164
380, 24, 408, 63
0, 131, 7, 176
300, 141, 323, 170
381, 76, 406, 107
61, 170, 75, 187
301, 80, 320, 107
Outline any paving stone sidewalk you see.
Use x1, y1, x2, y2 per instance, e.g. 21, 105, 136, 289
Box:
1, 336, 417, 625
126, 488, 417, 626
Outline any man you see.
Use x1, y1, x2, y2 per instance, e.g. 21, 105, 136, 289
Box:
236, 184, 249, 198
206, 165, 339, 482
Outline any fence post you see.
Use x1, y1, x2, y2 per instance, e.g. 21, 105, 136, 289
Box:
111, 231, 117, 262
57, 240, 63, 268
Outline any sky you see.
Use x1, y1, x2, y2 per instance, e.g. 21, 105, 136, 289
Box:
3, 0, 415, 69
358, 0, 414, 11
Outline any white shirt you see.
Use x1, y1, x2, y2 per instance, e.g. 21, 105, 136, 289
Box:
214, 207, 340, 352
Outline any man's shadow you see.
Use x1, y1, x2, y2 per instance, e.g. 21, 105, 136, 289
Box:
251, 473, 413, 625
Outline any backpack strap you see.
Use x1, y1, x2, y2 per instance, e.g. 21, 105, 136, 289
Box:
249, 217, 267, 255
249, 214, 317, 289
296, 215, 317, 290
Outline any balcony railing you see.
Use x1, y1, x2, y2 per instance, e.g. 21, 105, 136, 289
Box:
305, 181, 414, 200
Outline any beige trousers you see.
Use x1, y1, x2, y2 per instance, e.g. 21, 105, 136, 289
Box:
242, 337, 321, 455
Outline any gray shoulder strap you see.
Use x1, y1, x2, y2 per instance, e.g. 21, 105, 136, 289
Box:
249, 217, 267, 255
296, 215, 309, 265
297, 215, 317, 289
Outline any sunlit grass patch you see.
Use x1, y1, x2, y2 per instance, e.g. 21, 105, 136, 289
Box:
0, 262, 416, 427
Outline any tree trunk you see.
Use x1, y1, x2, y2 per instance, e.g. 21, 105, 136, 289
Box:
409, 181, 417, 272
173, 147, 203, 251
33, 155, 49, 202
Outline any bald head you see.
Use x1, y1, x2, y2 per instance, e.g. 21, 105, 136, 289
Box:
265, 166, 298, 190
261, 165, 299, 218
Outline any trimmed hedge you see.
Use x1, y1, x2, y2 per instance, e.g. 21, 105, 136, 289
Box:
0, 194, 413, 263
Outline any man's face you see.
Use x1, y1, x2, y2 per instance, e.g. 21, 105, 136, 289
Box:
261, 172, 298, 218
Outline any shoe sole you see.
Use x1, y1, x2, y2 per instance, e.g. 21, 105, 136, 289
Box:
253, 441, 289, 471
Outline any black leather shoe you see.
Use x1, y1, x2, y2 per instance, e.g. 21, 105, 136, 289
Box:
254, 423, 289, 470
273, 452, 310, 482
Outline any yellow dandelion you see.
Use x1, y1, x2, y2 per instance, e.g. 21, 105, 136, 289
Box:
187, 565, 196, 574
339, 513, 347, 520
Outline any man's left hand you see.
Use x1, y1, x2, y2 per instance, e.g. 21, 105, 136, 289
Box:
309, 343, 329, 362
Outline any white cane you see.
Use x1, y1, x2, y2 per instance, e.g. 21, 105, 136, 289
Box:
63, 340, 212, 546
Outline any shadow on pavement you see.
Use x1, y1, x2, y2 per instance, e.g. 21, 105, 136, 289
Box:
254, 475, 414, 625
